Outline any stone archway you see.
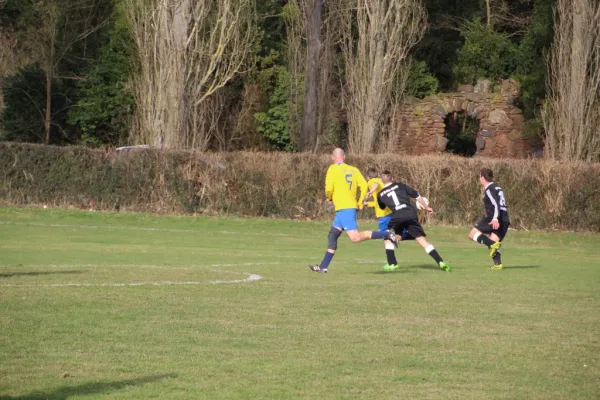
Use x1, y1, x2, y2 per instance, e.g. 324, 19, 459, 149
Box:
391, 79, 532, 158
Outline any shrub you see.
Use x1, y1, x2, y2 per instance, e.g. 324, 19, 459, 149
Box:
405, 60, 439, 99
1, 142, 599, 232
67, 6, 135, 147
453, 19, 518, 84
253, 51, 296, 151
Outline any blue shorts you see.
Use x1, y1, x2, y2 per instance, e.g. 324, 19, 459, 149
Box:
333, 208, 358, 231
378, 215, 393, 232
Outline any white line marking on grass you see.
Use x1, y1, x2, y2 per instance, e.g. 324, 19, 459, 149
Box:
0, 259, 399, 288
0, 263, 263, 288
0, 272, 262, 288
0, 221, 295, 237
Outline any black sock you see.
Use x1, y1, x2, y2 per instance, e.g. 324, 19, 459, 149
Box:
475, 233, 495, 247
493, 250, 502, 265
425, 245, 443, 264
386, 250, 397, 265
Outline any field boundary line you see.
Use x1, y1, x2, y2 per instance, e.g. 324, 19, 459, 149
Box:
0, 220, 295, 237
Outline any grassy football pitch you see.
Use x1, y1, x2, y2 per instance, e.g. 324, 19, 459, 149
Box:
1, 207, 599, 399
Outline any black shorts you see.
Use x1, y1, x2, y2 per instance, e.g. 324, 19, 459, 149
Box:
388, 218, 426, 238
474, 219, 510, 241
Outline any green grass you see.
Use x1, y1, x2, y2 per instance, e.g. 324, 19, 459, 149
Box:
1, 207, 599, 399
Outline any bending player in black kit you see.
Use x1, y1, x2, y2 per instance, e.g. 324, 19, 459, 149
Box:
468, 168, 510, 270
377, 170, 451, 272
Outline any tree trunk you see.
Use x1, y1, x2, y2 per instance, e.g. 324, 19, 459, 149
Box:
485, 0, 491, 26
569, 0, 585, 159
299, 0, 323, 152
361, 37, 385, 153
44, 66, 53, 144
173, 0, 191, 149
542, 0, 600, 162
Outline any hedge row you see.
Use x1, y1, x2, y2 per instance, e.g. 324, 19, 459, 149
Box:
1, 142, 599, 232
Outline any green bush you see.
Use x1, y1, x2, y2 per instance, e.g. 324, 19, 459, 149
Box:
253, 51, 296, 151
68, 6, 135, 147
1, 143, 599, 232
405, 60, 439, 99
514, 0, 555, 119
453, 19, 518, 84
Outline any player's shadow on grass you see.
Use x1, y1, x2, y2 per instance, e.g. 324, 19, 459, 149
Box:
0, 374, 176, 400
370, 269, 414, 275
409, 264, 443, 271
370, 264, 445, 273
0, 271, 82, 278
502, 265, 541, 269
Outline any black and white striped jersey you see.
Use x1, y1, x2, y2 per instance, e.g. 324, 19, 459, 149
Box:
377, 182, 420, 221
483, 182, 510, 223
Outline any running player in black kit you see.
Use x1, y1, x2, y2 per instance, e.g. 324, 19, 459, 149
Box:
377, 170, 451, 272
468, 168, 510, 270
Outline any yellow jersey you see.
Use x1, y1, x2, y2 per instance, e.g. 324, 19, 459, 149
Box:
366, 178, 392, 218
325, 162, 367, 211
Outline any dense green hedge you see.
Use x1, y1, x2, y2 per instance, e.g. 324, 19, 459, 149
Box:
1, 143, 599, 232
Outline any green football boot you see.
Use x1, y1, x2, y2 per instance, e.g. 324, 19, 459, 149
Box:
383, 264, 399, 271
439, 261, 451, 272
490, 264, 503, 271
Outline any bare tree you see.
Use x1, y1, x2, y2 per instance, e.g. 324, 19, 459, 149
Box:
542, 0, 600, 162
284, 0, 337, 151
126, 0, 259, 150
299, 0, 324, 152
20, 0, 109, 144
333, 0, 427, 153
0, 25, 20, 79
479, 0, 532, 33
380, 58, 411, 153
315, 9, 338, 150
0, 31, 19, 112
126, 0, 186, 148
283, 0, 305, 145
215, 83, 260, 150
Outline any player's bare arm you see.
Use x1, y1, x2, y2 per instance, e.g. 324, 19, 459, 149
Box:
363, 182, 380, 205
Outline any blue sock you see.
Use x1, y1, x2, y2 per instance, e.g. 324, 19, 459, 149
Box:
319, 252, 334, 270
371, 231, 389, 240
401, 230, 415, 241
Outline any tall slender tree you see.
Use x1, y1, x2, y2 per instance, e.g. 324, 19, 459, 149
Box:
126, 0, 259, 149
333, 0, 426, 153
542, 0, 600, 161
299, 0, 323, 152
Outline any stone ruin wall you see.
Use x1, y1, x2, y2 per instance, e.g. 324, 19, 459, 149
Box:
391, 79, 533, 158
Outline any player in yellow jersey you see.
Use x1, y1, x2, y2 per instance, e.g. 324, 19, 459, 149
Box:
364, 167, 393, 230
308, 149, 398, 273
363, 167, 414, 271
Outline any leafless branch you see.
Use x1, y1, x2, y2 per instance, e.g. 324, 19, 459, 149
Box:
126, 0, 259, 150
332, 0, 426, 153
542, 0, 600, 161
